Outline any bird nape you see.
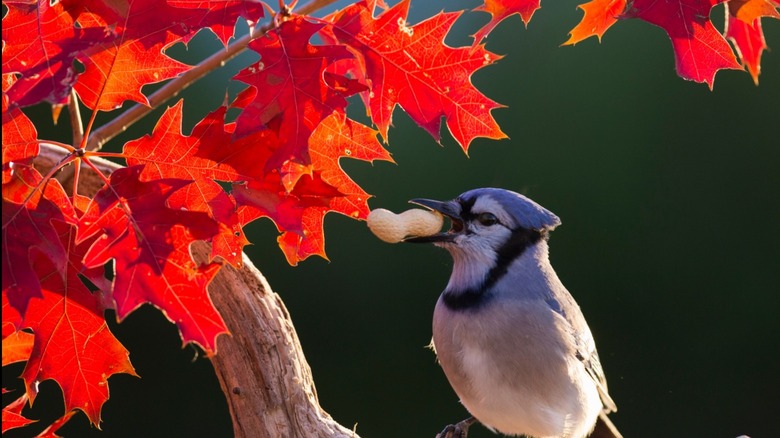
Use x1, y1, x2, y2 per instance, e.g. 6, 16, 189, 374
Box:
405, 188, 621, 438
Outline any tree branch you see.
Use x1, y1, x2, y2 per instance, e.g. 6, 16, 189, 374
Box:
193, 242, 358, 438
35, 144, 359, 437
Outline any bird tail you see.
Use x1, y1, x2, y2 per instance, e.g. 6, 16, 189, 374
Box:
589, 411, 623, 438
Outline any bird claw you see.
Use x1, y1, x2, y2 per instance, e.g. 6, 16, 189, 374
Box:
436, 417, 477, 438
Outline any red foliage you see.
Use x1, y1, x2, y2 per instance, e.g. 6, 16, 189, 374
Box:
1, 0, 775, 433
79, 166, 227, 352
326, 0, 507, 151
482, 0, 779, 86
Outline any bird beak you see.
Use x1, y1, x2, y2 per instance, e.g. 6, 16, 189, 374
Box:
404, 198, 463, 243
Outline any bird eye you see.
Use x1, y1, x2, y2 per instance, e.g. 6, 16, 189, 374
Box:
477, 212, 499, 226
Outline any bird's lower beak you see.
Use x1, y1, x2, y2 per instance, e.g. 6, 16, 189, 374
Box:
404, 198, 463, 243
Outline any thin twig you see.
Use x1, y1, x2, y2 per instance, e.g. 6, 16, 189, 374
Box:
85, 0, 338, 152
56, 89, 85, 192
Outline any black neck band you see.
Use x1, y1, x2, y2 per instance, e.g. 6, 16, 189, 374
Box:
442, 227, 544, 311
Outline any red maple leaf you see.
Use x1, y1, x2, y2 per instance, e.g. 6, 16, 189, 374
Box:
2, 165, 78, 314
70, 0, 190, 111
1, 393, 36, 433
1, 0, 112, 107
19, 219, 136, 426
326, 0, 507, 151
232, 16, 360, 176
2, 291, 24, 338
123, 101, 249, 266
2, 0, 263, 111
564, 0, 627, 45
35, 410, 76, 438
234, 112, 392, 264
725, 0, 779, 84
78, 166, 227, 353
726, 16, 767, 85
624, 0, 742, 87
167, 0, 266, 45
472, 0, 543, 43
2, 330, 34, 366
1, 106, 39, 183
729, 0, 780, 22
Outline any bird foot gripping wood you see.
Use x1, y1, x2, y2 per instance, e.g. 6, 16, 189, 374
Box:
436, 416, 477, 438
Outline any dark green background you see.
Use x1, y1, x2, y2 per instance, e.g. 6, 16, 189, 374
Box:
5, 0, 779, 437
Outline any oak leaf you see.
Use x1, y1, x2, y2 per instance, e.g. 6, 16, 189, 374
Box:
564, 0, 627, 45
624, 0, 742, 87
232, 17, 359, 176
725, 0, 779, 84
326, 0, 507, 151
1, 106, 39, 183
1, 0, 265, 111
2, 165, 77, 314
472, 0, 542, 43
78, 166, 227, 353
20, 220, 136, 426
1, 0, 111, 107
1, 393, 36, 433
123, 101, 249, 266
234, 112, 392, 264
2, 330, 33, 366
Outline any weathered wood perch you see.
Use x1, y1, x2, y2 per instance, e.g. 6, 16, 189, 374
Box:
35, 145, 359, 438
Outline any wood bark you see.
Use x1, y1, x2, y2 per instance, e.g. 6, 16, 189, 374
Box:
35, 145, 360, 438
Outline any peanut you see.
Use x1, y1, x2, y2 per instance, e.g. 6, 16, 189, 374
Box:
367, 208, 444, 243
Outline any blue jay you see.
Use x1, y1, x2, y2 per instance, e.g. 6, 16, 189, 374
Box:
405, 188, 621, 438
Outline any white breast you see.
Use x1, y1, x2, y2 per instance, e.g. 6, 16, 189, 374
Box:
432, 297, 602, 438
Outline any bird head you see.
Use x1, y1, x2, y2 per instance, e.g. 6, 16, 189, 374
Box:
405, 188, 561, 297
405, 188, 560, 248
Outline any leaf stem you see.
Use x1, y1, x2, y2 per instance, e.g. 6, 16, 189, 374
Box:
69, 89, 84, 148
71, 157, 82, 200
39, 140, 76, 153
58, 90, 86, 197
87, 151, 126, 159
85, 0, 337, 152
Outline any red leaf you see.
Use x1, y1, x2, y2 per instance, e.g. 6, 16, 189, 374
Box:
2, 0, 262, 110
625, 0, 742, 87
2, 106, 39, 183
19, 220, 136, 426
78, 166, 227, 353
71, 0, 191, 111
235, 112, 392, 265
728, 0, 780, 23
167, 0, 265, 45
472, 0, 542, 43
232, 17, 359, 174
2, 329, 34, 366
68, 0, 263, 111
327, 0, 507, 151
36, 410, 76, 438
123, 101, 249, 266
725, 0, 779, 84
564, 0, 627, 45
726, 16, 768, 84
309, 112, 393, 219
2, 393, 36, 433
2, 291, 24, 338
1, 0, 111, 107
2, 165, 77, 315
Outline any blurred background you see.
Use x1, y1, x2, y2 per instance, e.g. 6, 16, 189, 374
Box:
5, 0, 779, 437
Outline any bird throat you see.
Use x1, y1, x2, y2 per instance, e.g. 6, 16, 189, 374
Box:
442, 227, 543, 311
